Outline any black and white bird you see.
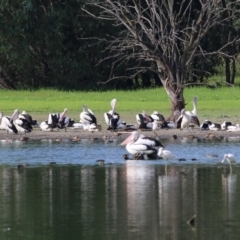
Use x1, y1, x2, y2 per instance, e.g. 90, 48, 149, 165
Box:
80, 104, 97, 125
209, 122, 221, 131
221, 121, 233, 130
136, 111, 153, 129
176, 108, 200, 130
104, 98, 123, 130
151, 111, 165, 123
40, 113, 60, 131
200, 120, 212, 130
57, 108, 75, 131
20, 110, 38, 126
200, 119, 222, 131
0, 109, 32, 135
0, 110, 18, 134
120, 131, 164, 159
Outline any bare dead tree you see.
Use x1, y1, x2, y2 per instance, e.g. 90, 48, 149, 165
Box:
82, 0, 240, 119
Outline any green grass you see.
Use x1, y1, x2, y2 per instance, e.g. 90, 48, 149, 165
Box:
1, 87, 240, 122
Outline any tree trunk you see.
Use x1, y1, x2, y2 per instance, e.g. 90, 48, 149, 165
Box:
225, 58, 231, 84
159, 75, 185, 121
231, 59, 236, 85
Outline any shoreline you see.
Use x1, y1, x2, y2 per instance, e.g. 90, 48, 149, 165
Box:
1, 126, 240, 143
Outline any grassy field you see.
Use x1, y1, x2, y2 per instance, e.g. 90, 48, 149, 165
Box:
0, 86, 240, 123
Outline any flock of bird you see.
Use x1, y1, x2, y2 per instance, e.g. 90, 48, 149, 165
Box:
0, 97, 237, 168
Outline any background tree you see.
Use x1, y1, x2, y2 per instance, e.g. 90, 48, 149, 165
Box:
83, 0, 240, 119
0, 0, 119, 90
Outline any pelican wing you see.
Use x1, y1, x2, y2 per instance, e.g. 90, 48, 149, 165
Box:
136, 136, 164, 147
80, 112, 97, 124
176, 115, 183, 129
151, 112, 165, 122
191, 115, 200, 126
104, 112, 112, 125
130, 144, 155, 152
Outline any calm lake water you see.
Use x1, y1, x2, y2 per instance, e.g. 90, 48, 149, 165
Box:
0, 138, 240, 240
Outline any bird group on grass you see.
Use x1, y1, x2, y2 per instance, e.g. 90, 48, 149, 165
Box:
0, 97, 238, 171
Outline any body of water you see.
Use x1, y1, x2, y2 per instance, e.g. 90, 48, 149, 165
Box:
0, 138, 239, 239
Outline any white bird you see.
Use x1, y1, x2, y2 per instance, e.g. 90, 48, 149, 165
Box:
104, 98, 122, 130
120, 131, 163, 159
80, 104, 97, 125
157, 147, 176, 160
176, 108, 200, 130
222, 153, 236, 172
157, 147, 176, 174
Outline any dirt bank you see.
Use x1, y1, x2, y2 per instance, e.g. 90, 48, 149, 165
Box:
1, 126, 240, 143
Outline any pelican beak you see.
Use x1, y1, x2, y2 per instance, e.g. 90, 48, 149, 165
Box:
119, 133, 133, 146
111, 99, 117, 112
10, 109, 19, 122
59, 108, 67, 121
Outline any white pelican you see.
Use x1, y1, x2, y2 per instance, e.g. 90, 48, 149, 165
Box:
56, 108, 75, 131
57, 117, 75, 130
0, 110, 18, 134
200, 120, 212, 130
104, 98, 122, 130
57, 108, 68, 126
20, 111, 38, 126
227, 124, 240, 132
209, 123, 221, 131
176, 109, 200, 130
151, 111, 165, 123
222, 153, 236, 172
136, 111, 153, 129
80, 104, 97, 125
190, 96, 198, 116
182, 97, 198, 126
120, 131, 159, 158
39, 113, 59, 131
221, 121, 233, 130
13, 110, 33, 134
157, 147, 176, 160
48, 113, 60, 129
